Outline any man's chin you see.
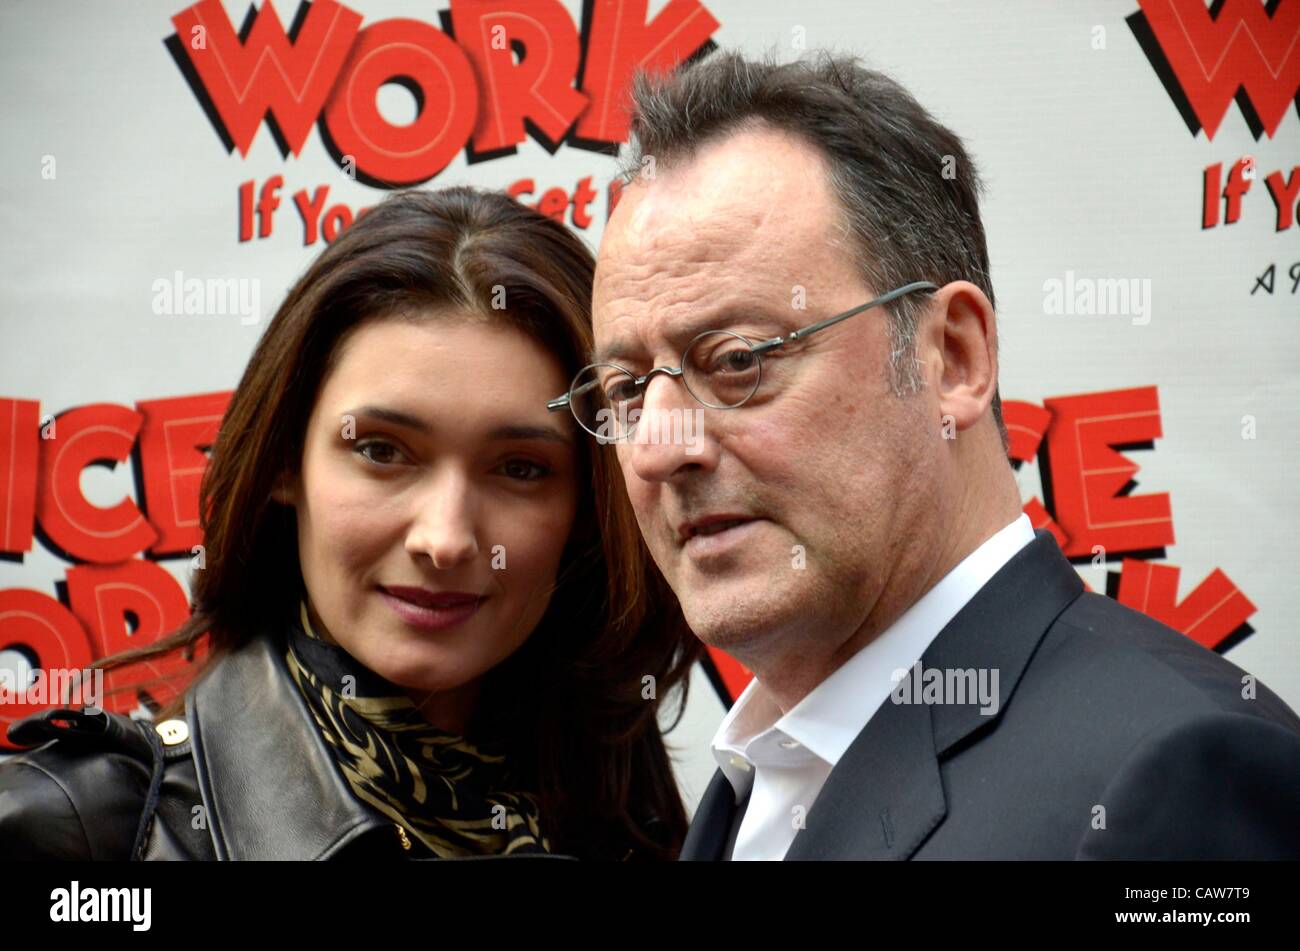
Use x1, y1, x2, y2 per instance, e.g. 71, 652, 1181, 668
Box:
676, 577, 792, 652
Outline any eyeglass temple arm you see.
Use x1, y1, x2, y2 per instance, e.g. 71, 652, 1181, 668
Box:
547, 281, 937, 409
548, 363, 683, 411
548, 374, 605, 411
750, 281, 939, 355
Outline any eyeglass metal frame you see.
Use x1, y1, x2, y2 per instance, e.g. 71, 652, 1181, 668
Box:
547, 280, 940, 439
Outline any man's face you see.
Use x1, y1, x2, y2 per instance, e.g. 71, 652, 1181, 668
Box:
593, 126, 939, 659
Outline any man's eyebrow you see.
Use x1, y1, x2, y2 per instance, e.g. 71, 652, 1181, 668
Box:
591, 339, 635, 364
593, 311, 793, 364
592, 313, 725, 364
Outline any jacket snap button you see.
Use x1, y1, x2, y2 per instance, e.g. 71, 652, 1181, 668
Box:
156, 719, 190, 746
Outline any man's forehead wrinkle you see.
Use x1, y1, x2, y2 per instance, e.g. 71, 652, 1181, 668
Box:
599, 206, 756, 302
626, 197, 757, 264
594, 126, 846, 363
617, 134, 821, 277
613, 201, 790, 299
596, 246, 729, 306
593, 260, 739, 364
601, 266, 729, 328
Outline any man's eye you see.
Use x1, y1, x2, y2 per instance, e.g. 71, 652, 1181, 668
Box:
606, 380, 642, 403
499, 459, 552, 482
715, 348, 757, 373
355, 439, 407, 466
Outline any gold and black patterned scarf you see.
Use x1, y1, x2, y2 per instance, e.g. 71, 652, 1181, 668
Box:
283, 601, 552, 857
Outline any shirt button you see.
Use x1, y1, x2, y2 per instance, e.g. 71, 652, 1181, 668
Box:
778, 738, 801, 750
728, 755, 752, 771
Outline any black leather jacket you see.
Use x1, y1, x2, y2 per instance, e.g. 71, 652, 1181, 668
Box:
0, 631, 569, 861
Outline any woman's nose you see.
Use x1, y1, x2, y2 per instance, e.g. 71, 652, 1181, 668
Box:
404, 472, 480, 569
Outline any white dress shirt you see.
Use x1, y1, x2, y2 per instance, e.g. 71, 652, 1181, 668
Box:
710, 513, 1036, 860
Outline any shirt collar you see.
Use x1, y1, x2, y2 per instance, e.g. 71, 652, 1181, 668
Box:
711, 513, 1035, 799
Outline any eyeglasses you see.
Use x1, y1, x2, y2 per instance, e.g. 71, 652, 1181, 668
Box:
547, 281, 938, 442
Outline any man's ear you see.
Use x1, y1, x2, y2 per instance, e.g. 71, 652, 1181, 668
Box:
922, 281, 999, 434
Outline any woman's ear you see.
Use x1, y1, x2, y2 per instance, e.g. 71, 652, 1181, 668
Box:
270, 472, 297, 507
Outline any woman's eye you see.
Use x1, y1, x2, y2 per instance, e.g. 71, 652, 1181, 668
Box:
499, 459, 551, 482
355, 439, 407, 466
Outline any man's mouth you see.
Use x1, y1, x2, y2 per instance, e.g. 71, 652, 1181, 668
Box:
691, 518, 751, 537
677, 514, 761, 549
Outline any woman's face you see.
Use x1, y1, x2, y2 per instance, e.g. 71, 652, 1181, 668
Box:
275, 314, 580, 731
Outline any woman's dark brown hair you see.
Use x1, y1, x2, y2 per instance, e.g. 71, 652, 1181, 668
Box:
97, 186, 702, 860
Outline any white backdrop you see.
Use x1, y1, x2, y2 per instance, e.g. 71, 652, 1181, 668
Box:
1, 0, 1297, 814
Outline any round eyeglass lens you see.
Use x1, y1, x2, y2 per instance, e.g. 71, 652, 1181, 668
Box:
683, 330, 762, 408
567, 363, 642, 441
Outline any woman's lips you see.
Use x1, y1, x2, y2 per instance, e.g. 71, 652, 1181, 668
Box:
378, 586, 485, 632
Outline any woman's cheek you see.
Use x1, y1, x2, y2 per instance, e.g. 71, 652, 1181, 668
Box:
494, 510, 573, 580
312, 489, 367, 553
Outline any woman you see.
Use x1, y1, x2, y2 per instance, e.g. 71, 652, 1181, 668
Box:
0, 187, 700, 861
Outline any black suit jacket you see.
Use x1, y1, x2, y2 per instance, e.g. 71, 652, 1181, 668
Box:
680, 530, 1300, 860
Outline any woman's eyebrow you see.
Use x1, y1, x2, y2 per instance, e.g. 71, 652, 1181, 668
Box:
487, 424, 573, 447
344, 407, 572, 447
344, 405, 431, 434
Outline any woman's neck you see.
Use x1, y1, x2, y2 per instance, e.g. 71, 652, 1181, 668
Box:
403, 679, 482, 735
303, 597, 483, 734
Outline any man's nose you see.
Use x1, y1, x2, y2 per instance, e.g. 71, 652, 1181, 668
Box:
405, 470, 480, 569
623, 372, 720, 484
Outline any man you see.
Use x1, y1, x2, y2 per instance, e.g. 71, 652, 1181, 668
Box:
550, 50, 1300, 859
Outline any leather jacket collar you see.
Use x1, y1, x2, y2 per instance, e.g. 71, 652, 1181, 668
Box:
185, 629, 394, 859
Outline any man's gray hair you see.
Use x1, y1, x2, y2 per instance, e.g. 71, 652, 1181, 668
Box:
617, 49, 1007, 450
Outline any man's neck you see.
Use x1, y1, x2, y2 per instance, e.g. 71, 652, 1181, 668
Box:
748, 481, 1023, 714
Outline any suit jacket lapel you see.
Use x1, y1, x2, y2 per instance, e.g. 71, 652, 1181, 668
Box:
784, 692, 943, 859
784, 530, 1084, 860
924, 530, 1084, 757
